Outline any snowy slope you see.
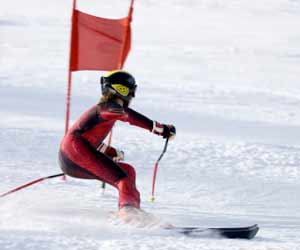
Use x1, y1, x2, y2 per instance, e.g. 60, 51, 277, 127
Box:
1, 0, 300, 249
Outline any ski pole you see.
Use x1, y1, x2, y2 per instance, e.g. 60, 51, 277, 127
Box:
150, 137, 169, 202
0, 173, 64, 198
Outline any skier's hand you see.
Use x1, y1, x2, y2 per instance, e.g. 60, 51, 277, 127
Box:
163, 124, 176, 140
152, 121, 176, 140
112, 149, 125, 162
98, 143, 125, 162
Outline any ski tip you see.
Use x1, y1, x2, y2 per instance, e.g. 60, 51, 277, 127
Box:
166, 224, 260, 240
217, 224, 260, 240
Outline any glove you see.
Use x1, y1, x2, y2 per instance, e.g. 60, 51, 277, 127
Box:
111, 149, 125, 162
98, 143, 125, 162
152, 121, 176, 140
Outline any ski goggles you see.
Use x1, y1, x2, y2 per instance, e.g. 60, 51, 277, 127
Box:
100, 77, 137, 98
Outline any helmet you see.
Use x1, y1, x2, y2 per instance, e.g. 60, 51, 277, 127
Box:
100, 70, 137, 103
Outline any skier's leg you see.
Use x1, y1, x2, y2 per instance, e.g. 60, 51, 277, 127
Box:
116, 163, 141, 209
59, 150, 97, 179
60, 135, 140, 208
59, 135, 127, 185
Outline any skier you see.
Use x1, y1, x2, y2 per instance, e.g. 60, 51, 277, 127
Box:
58, 70, 176, 215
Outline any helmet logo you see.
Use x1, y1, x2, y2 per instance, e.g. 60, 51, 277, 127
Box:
111, 84, 129, 97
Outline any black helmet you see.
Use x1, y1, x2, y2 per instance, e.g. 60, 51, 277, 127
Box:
100, 70, 137, 102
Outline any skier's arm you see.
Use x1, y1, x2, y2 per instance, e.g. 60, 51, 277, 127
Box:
100, 103, 176, 139
125, 108, 176, 140
124, 108, 153, 131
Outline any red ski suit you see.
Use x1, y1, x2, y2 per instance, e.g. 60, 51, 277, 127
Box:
59, 101, 154, 209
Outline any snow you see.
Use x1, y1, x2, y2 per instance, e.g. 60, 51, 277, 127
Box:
1, 0, 300, 249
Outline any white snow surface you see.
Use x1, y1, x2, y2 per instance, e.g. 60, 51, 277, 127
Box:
1, 0, 300, 249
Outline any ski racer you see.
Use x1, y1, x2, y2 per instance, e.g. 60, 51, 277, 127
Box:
58, 70, 176, 212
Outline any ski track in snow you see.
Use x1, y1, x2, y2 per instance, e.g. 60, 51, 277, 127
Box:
1, 0, 300, 249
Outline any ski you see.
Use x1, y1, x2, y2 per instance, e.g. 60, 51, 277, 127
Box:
165, 224, 259, 239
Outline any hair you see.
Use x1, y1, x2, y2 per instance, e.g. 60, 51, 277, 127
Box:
98, 91, 115, 104
99, 90, 132, 107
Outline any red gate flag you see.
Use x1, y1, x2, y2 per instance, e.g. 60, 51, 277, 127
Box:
69, 8, 132, 71
65, 0, 134, 135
